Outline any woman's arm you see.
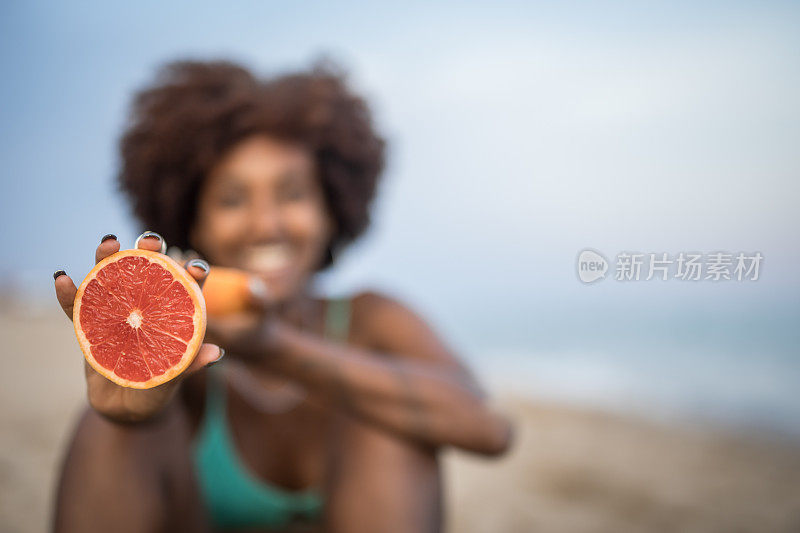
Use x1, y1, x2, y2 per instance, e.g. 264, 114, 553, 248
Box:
266, 291, 512, 456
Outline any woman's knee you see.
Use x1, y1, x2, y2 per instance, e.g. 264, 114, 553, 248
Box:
53, 405, 201, 533
325, 416, 442, 533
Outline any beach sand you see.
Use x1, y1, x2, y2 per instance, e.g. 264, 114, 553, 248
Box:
2, 307, 800, 533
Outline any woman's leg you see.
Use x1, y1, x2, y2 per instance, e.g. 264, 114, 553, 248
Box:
324, 415, 443, 533
52, 402, 208, 533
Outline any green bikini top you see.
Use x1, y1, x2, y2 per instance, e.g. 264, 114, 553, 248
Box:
193, 298, 351, 531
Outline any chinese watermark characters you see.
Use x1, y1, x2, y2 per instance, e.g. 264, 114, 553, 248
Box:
577, 250, 762, 283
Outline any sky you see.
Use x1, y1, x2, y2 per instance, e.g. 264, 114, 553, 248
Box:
1, 0, 799, 362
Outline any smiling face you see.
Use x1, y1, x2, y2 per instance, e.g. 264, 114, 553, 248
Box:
190, 135, 333, 303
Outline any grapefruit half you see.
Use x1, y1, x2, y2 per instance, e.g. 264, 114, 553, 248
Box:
73, 249, 206, 389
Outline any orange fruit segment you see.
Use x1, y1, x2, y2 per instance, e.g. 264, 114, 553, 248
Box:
73, 249, 206, 389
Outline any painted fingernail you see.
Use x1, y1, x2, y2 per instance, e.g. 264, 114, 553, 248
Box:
138, 231, 162, 242
208, 348, 225, 367
53, 270, 67, 280
188, 259, 210, 274
100, 233, 117, 243
135, 231, 167, 254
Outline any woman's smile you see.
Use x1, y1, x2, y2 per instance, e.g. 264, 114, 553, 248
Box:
243, 243, 295, 283
244, 243, 292, 272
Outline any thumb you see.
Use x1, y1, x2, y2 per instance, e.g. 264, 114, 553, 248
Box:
247, 277, 275, 313
184, 343, 224, 375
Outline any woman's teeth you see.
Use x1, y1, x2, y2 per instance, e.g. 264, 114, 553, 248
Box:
245, 245, 292, 272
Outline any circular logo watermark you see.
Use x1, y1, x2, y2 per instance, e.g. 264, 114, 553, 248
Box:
576, 249, 609, 283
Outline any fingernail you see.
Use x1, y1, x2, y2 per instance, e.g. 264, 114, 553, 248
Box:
248, 277, 269, 300
188, 259, 210, 274
138, 231, 162, 242
53, 269, 67, 280
135, 231, 167, 254
100, 233, 117, 243
208, 348, 225, 367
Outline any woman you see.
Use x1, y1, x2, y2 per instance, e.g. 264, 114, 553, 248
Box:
52, 60, 511, 533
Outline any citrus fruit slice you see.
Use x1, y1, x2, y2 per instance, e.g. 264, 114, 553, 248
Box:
73, 249, 206, 389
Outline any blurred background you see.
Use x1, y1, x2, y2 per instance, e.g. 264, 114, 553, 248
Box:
1, 1, 799, 532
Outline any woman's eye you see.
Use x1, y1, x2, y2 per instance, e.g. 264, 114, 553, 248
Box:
280, 186, 308, 202
218, 195, 246, 208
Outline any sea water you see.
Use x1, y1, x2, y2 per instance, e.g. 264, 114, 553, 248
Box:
458, 297, 800, 438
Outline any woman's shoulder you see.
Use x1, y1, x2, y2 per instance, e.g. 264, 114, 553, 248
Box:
340, 289, 436, 352
348, 288, 402, 312
347, 288, 415, 327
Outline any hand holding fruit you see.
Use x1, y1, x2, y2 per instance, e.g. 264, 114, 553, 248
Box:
53, 232, 224, 423
202, 267, 283, 363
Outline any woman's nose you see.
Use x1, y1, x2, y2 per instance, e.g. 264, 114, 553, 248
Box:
250, 204, 284, 240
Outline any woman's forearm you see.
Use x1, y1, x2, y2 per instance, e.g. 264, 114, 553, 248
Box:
262, 322, 511, 455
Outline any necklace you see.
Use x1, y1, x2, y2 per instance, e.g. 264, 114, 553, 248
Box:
224, 361, 308, 414
222, 299, 316, 414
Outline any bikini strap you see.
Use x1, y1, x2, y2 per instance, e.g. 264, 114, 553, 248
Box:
325, 297, 351, 343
